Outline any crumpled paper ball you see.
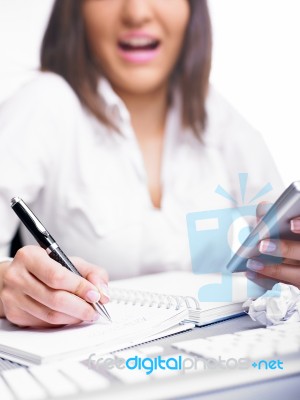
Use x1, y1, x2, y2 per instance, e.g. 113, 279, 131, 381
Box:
243, 283, 300, 326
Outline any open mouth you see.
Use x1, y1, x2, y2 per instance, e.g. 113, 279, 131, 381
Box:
118, 37, 160, 52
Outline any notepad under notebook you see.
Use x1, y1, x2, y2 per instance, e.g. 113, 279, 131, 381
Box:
0, 271, 256, 365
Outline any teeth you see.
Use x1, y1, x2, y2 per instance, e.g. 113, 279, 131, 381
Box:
121, 37, 157, 47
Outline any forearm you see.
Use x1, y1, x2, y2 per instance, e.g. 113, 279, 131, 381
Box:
0, 261, 11, 318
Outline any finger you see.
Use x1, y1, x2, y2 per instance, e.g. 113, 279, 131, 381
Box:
247, 260, 300, 288
1, 290, 67, 328
245, 271, 282, 290
17, 270, 100, 322
256, 202, 273, 222
259, 264, 300, 287
19, 294, 84, 326
70, 257, 110, 303
16, 247, 102, 304
85, 271, 110, 303
290, 218, 300, 234
259, 239, 300, 261
252, 257, 300, 267
5, 308, 58, 328
282, 258, 300, 266
70, 257, 109, 283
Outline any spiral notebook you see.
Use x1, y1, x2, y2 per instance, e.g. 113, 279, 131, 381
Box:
110, 271, 251, 326
0, 271, 250, 365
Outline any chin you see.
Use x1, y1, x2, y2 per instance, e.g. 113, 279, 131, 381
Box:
111, 71, 169, 96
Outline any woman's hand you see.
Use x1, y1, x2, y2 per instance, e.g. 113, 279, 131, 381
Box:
0, 245, 109, 328
246, 202, 300, 289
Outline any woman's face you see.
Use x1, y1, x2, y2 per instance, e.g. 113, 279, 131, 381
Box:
82, 0, 190, 96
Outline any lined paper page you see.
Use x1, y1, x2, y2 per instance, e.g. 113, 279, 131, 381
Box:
0, 303, 187, 364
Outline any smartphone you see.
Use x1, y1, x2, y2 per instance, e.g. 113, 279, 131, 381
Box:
226, 181, 300, 272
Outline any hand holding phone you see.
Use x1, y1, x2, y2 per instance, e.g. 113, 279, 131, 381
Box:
226, 182, 300, 289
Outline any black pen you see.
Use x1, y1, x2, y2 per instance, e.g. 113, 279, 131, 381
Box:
11, 197, 111, 322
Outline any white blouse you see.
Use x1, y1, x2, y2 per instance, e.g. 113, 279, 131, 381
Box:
0, 72, 283, 279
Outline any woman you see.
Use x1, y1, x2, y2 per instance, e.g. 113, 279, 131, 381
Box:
0, 0, 299, 328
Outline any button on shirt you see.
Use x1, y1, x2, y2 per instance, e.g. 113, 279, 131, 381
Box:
0, 73, 283, 279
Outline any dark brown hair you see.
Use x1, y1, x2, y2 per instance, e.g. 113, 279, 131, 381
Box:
41, 0, 212, 136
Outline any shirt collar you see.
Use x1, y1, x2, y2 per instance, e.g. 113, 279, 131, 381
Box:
97, 78, 131, 127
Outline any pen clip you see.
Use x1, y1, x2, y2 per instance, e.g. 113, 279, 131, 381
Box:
11, 197, 50, 237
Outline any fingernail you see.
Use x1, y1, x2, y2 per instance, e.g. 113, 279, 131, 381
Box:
91, 313, 100, 322
98, 283, 110, 299
291, 219, 300, 233
247, 259, 264, 271
259, 240, 277, 254
246, 271, 256, 280
86, 290, 101, 303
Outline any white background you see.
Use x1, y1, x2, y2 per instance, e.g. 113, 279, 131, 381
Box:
0, 0, 299, 186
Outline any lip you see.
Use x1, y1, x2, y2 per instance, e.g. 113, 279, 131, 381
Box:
117, 31, 161, 64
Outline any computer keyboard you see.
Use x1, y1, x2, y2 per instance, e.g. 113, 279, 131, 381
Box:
0, 321, 299, 400
172, 321, 300, 359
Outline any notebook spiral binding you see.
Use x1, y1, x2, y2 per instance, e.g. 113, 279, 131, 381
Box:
110, 288, 201, 311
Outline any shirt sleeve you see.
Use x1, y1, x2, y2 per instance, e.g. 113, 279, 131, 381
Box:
0, 72, 79, 257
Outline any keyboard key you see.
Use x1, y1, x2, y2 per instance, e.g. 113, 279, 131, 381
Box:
182, 356, 206, 375
250, 345, 276, 359
275, 341, 300, 355
174, 339, 233, 359
3, 368, 47, 400
151, 366, 181, 379
112, 349, 151, 378
217, 345, 251, 359
152, 353, 204, 378
108, 363, 148, 384
30, 365, 78, 397
172, 338, 209, 354
60, 362, 110, 392
0, 376, 14, 400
